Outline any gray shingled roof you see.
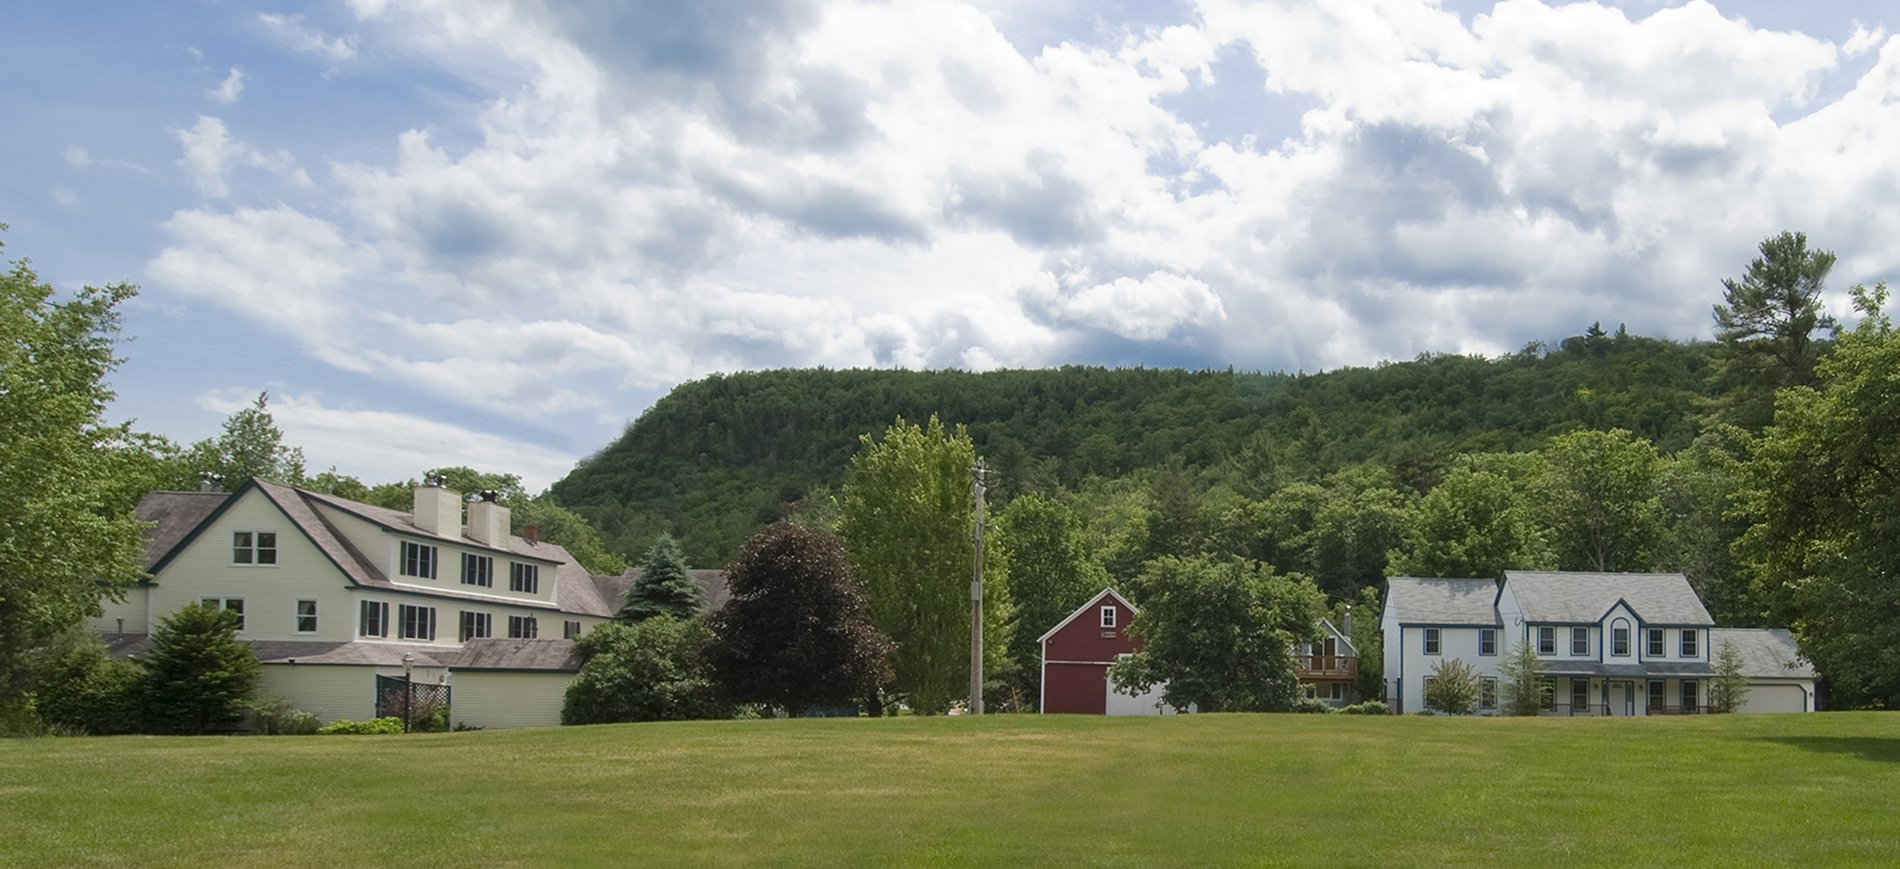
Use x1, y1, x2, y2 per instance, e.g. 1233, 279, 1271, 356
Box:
1384, 577, 1499, 626
134, 491, 229, 570
1540, 661, 1715, 678
102, 634, 452, 668
1711, 628, 1815, 679
1505, 571, 1713, 625
591, 568, 730, 615
452, 638, 584, 671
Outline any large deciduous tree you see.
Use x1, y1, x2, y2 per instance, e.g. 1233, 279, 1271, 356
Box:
1736, 282, 1899, 707
618, 533, 704, 622
1541, 429, 1664, 572
562, 617, 728, 724
186, 391, 306, 486
1390, 454, 1552, 579
0, 244, 150, 725
708, 522, 891, 715
1108, 556, 1324, 713
141, 602, 261, 734
993, 494, 1108, 710
839, 416, 1010, 713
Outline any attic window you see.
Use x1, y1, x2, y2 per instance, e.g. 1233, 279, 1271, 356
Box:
1100, 606, 1117, 629
232, 531, 277, 566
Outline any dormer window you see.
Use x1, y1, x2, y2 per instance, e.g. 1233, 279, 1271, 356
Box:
232, 531, 277, 566
1100, 606, 1117, 629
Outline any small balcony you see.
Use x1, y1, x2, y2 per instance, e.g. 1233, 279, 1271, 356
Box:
1293, 655, 1357, 680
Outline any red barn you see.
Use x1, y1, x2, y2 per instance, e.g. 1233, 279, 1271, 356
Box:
1039, 588, 1176, 715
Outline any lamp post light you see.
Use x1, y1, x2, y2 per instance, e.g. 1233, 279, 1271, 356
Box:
402, 652, 415, 733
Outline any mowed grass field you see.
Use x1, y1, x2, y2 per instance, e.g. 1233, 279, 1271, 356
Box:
3, 712, 1897, 867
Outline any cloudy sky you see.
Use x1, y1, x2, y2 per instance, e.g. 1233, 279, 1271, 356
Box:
5, 1, 1897, 490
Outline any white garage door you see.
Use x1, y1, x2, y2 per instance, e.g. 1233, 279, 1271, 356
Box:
1741, 683, 1809, 714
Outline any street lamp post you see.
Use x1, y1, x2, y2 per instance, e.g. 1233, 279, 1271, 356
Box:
401, 652, 414, 733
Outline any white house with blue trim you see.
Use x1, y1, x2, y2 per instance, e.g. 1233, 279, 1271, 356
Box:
1383, 571, 1817, 715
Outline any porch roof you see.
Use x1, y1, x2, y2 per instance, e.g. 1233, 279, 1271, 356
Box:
1538, 661, 1715, 678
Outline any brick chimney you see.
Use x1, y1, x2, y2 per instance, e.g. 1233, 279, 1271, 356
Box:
412, 476, 463, 538
521, 524, 540, 545
466, 490, 510, 547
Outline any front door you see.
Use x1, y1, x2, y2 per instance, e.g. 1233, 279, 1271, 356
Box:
1608, 681, 1628, 716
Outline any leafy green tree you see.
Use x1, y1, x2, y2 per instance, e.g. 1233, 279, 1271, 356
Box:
513, 496, 629, 576
1497, 637, 1548, 716
1541, 429, 1664, 572
1708, 639, 1752, 713
140, 603, 261, 734
1341, 587, 1384, 703
1424, 658, 1480, 715
306, 466, 373, 502
186, 391, 306, 486
1714, 231, 1839, 404
562, 617, 728, 724
1736, 283, 1898, 707
1390, 455, 1552, 578
1108, 556, 1324, 713
27, 629, 143, 735
619, 534, 705, 622
1311, 473, 1413, 600
1657, 426, 1756, 623
993, 494, 1109, 709
708, 522, 892, 715
0, 244, 150, 724
840, 416, 1010, 713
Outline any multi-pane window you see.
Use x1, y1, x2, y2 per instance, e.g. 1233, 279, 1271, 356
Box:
1329, 682, 1347, 701
400, 541, 438, 579
1479, 629, 1497, 656
564, 620, 582, 639
1682, 680, 1700, 713
199, 597, 245, 630
508, 615, 538, 639
1647, 628, 1665, 657
1537, 626, 1556, 655
361, 601, 388, 637
462, 553, 493, 587
1423, 628, 1441, 655
399, 604, 436, 641
232, 531, 277, 565
1100, 606, 1117, 629
1480, 678, 1498, 709
295, 599, 318, 633
510, 563, 540, 594
1648, 681, 1666, 712
1681, 630, 1699, 658
1612, 621, 1631, 657
460, 611, 492, 642
1571, 627, 1589, 656
1570, 679, 1591, 711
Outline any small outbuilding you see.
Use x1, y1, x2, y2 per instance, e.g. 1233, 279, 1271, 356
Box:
1038, 588, 1176, 715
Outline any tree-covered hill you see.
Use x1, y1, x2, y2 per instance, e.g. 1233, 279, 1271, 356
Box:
552, 328, 1732, 566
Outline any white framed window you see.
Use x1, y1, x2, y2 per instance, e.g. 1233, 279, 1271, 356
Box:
510, 562, 540, 594
360, 600, 388, 637
1647, 628, 1665, 657
564, 620, 582, 639
461, 553, 493, 587
459, 611, 491, 642
1611, 619, 1631, 657
1423, 628, 1441, 656
1537, 626, 1556, 655
199, 597, 245, 630
1648, 680, 1666, 712
1100, 606, 1117, 629
508, 615, 538, 639
232, 531, 277, 566
1681, 630, 1699, 658
399, 604, 436, 641
400, 541, 437, 579
1571, 627, 1589, 656
295, 599, 318, 634
1570, 678, 1590, 711
1329, 682, 1347, 701
1479, 629, 1497, 656
1681, 680, 1700, 713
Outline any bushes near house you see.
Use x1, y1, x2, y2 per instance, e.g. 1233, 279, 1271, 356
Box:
317, 717, 404, 735
563, 617, 729, 724
244, 696, 321, 735
1497, 639, 1549, 716
1424, 659, 1480, 715
1336, 700, 1389, 715
27, 630, 142, 736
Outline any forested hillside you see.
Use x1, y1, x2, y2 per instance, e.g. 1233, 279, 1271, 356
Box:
552, 328, 1730, 566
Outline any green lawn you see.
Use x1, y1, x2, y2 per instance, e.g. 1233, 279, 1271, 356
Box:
3, 712, 1897, 867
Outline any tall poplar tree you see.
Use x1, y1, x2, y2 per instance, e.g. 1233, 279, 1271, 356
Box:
993, 494, 1106, 710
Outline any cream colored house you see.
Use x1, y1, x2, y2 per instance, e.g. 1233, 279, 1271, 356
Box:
98, 478, 623, 728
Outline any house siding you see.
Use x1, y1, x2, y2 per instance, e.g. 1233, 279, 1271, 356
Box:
256, 664, 378, 724
452, 671, 574, 729
149, 487, 357, 643
89, 585, 150, 635
1042, 662, 1111, 715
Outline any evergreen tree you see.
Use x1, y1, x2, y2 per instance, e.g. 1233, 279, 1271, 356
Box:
1708, 639, 1752, 713
1497, 636, 1548, 716
140, 603, 260, 734
618, 533, 704, 622
0, 242, 149, 726
707, 522, 892, 715
1713, 231, 1839, 426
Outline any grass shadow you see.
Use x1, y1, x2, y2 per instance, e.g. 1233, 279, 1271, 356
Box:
1760, 736, 1900, 764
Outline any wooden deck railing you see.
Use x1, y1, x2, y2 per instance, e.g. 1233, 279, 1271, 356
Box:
1293, 655, 1357, 679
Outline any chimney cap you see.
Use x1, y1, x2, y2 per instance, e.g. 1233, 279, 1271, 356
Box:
479, 489, 501, 503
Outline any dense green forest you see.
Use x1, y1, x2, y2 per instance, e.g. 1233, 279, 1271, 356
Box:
553, 328, 1728, 567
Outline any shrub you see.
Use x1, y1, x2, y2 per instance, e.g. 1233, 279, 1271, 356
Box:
29, 631, 143, 735
245, 696, 321, 735
317, 717, 404, 735
376, 685, 450, 732
1337, 700, 1390, 715
1424, 658, 1480, 715
563, 617, 729, 725
141, 603, 260, 734
1290, 695, 1335, 714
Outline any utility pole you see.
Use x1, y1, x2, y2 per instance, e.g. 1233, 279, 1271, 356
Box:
970, 459, 988, 715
